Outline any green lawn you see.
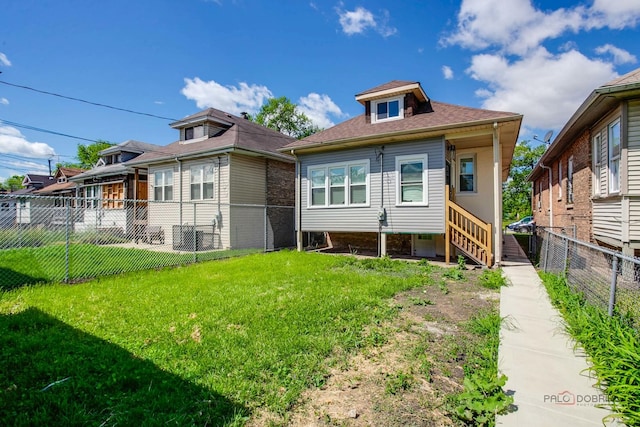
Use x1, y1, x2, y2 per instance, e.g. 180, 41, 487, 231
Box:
0, 252, 432, 426
0, 244, 258, 290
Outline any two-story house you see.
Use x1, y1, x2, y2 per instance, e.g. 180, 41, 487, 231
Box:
529, 67, 640, 258
283, 80, 522, 266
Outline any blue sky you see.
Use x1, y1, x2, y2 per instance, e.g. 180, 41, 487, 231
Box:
1, 0, 639, 181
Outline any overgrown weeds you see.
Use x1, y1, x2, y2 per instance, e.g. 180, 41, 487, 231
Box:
541, 272, 639, 426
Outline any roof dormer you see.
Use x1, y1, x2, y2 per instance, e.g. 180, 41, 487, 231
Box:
355, 80, 432, 124
170, 108, 234, 144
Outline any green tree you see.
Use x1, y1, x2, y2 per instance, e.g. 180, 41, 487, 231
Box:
76, 140, 114, 169
59, 140, 114, 170
1, 175, 25, 192
503, 141, 546, 220
251, 97, 321, 139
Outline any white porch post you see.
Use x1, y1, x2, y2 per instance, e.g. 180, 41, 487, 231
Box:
493, 124, 502, 266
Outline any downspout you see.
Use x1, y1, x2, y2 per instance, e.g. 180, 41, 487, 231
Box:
377, 146, 385, 257
540, 163, 553, 227
291, 149, 303, 251
176, 158, 182, 226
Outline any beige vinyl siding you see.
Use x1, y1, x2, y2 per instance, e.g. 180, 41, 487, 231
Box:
630, 197, 640, 241
229, 154, 266, 205
592, 198, 623, 241
226, 154, 268, 249
148, 157, 231, 248
627, 100, 640, 194
299, 138, 446, 234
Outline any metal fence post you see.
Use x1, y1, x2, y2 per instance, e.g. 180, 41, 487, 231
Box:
65, 203, 71, 283
543, 231, 550, 272
563, 234, 570, 277
193, 203, 197, 263
608, 256, 619, 317
264, 205, 268, 252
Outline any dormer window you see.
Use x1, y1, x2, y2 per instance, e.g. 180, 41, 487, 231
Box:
372, 97, 404, 123
185, 125, 204, 140
57, 177, 66, 183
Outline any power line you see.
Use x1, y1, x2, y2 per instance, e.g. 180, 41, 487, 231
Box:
0, 118, 109, 144
0, 80, 178, 121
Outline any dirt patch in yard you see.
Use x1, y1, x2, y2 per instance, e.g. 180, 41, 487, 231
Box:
248, 266, 499, 427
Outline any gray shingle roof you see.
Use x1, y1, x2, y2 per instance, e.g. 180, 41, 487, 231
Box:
129, 108, 296, 165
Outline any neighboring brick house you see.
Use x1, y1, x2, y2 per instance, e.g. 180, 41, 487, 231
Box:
128, 108, 296, 251
529, 67, 640, 257
283, 80, 522, 266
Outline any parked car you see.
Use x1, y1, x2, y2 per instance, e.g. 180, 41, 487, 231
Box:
507, 216, 535, 233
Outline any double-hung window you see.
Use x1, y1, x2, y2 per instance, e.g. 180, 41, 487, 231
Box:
458, 155, 476, 193
329, 167, 346, 205
372, 97, 403, 123
593, 134, 601, 196
154, 170, 173, 201
558, 161, 563, 200
609, 120, 621, 193
190, 165, 214, 200
308, 161, 369, 207
396, 154, 428, 205
567, 156, 574, 204
85, 185, 99, 208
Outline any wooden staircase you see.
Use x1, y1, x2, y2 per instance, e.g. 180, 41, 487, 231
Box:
445, 185, 493, 267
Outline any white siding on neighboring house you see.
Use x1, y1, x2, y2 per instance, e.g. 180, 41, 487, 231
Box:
299, 138, 446, 234
627, 100, 640, 194
593, 198, 623, 241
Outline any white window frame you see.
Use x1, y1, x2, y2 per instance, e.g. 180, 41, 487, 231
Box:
593, 134, 601, 196
537, 181, 542, 210
190, 164, 214, 200
307, 160, 370, 208
567, 156, 574, 204
609, 119, 621, 194
85, 185, 100, 208
458, 154, 477, 194
395, 154, 429, 206
557, 160, 562, 200
372, 96, 404, 123
154, 169, 173, 201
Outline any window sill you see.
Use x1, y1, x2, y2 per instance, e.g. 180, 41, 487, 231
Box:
455, 191, 477, 196
307, 204, 370, 209
566, 204, 574, 210
395, 203, 429, 207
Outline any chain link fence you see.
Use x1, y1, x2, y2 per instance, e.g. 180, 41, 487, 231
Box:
0, 194, 294, 290
537, 227, 640, 328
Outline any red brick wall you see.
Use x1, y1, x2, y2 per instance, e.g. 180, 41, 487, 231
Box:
532, 129, 592, 242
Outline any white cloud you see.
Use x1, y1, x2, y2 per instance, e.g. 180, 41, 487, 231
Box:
336, 6, 396, 37
0, 52, 10, 67
442, 0, 640, 55
0, 124, 56, 160
297, 93, 345, 129
467, 47, 617, 130
595, 44, 637, 65
0, 158, 50, 175
181, 78, 273, 115
0, 98, 8, 105
442, 65, 454, 80
590, 0, 640, 28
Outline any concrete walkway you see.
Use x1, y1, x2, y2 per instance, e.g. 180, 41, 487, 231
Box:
497, 234, 620, 426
